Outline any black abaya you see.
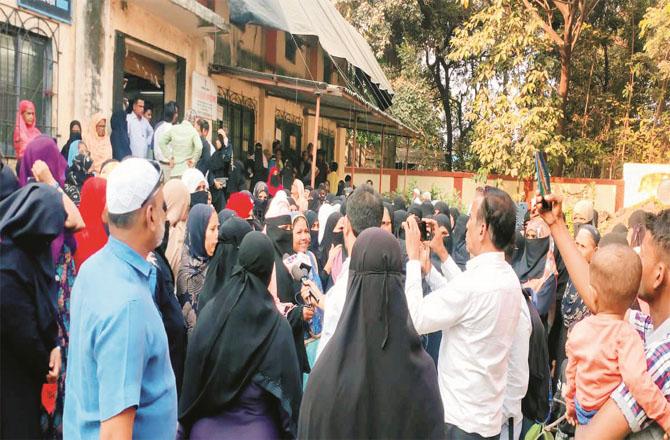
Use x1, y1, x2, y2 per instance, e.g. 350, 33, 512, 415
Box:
179, 232, 302, 436
0, 184, 65, 439
198, 216, 253, 311
298, 228, 444, 439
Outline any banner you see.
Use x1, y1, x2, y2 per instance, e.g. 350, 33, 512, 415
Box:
623, 163, 670, 208
19, 0, 71, 22
191, 72, 217, 120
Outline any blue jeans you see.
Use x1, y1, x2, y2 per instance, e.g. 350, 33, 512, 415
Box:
575, 399, 598, 425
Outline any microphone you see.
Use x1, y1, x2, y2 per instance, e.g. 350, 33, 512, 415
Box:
290, 264, 310, 283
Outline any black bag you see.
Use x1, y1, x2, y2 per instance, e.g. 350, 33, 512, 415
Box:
522, 288, 552, 423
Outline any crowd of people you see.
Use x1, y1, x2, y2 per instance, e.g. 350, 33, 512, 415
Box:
1, 99, 669, 440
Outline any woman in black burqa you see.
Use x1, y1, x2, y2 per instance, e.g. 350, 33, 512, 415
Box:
298, 228, 444, 439
0, 183, 66, 439
179, 232, 302, 439
198, 215, 253, 311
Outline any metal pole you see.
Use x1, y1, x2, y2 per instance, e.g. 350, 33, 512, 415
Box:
379, 125, 385, 193
310, 93, 321, 189
351, 116, 357, 186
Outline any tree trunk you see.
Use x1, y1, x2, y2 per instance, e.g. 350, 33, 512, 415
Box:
654, 77, 668, 124
442, 60, 454, 171
558, 47, 571, 135
555, 47, 571, 176
602, 42, 609, 93
428, 55, 454, 171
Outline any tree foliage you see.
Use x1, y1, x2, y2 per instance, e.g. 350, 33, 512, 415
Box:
337, 0, 669, 178
449, 0, 566, 177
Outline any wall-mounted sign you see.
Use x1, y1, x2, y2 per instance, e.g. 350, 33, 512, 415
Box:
19, 0, 71, 23
191, 71, 217, 120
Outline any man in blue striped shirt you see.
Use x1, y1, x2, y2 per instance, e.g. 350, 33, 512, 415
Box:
537, 199, 669, 440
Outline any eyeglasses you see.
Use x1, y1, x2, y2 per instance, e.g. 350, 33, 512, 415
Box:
141, 160, 165, 207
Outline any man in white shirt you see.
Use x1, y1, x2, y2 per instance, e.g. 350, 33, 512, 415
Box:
419, 218, 532, 440
127, 98, 154, 158
315, 185, 384, 360
404, 186, 521, 439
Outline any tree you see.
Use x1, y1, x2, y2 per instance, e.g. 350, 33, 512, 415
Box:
520, 0, 600, 134
640, 0, 670, 120
336, 0, 469, 170
449, 0, 567, 177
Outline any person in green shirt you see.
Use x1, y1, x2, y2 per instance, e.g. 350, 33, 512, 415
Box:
159, 110, 203, 178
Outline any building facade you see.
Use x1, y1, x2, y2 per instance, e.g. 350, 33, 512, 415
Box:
1, 0, 413, 181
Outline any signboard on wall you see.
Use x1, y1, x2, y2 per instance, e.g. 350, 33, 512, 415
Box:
191, 72, 217, 120
19, 0, 71, 22
623, 162, 670, 208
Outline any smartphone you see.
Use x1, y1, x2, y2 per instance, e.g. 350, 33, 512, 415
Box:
534, 151, 551, 211
419, 220, 432, 241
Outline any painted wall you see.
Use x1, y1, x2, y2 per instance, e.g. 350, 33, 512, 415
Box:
345, 168, 623, 214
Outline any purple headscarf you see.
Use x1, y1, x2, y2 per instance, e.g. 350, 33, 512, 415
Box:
18, 135, 67, 187
18, 135, 72, 262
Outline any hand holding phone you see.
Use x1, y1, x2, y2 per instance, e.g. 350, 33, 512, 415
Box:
419, 220, 432, 241
534, 151, 551, 211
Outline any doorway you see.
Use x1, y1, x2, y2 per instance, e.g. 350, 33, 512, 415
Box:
113, 32, 185, 122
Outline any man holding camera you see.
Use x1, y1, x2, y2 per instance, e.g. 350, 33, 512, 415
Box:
404, 187, 522, 439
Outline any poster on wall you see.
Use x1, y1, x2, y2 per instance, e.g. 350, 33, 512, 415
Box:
19, 0, 71, 22
623, 163, 670, 208
191, 72, 217, 120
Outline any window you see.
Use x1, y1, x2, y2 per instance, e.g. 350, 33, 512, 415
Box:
0, 26, 54, 157
318, 132, 335, 163
284, 34, 300, 64
323, 53, 333, 83
216, 96, 254, 161
275, 117, 302, 164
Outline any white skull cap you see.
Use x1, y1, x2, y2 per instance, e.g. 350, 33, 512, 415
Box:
106, 158, 160, 215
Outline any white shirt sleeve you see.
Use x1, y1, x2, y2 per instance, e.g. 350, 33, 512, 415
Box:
425, 266, 447, 291
442, 256, 462, 281
405, 260, 470, 335
315, 269, 348, 361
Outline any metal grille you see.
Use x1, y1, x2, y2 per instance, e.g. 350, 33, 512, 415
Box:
0, 5, 59, 158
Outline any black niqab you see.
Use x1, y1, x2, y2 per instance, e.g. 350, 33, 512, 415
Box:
179, 232, 302, 435
434, 201, 450, 217
307, 190, 321, 212
513, 236, 550, 282
198, 216, 252, 310
60, 120, 82, 160
298, 228, 444, 439
317, 211, 342, 269
408, 204, 423, 219
420, 201, 434, 218
451, 214, 470, 270
0, 183, 66, 330
393, 210, 408, 240
0, 161, 20, 202
393, 196, 406, 212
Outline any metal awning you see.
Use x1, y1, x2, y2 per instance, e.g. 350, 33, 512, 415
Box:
132, 0, 229, 36
209, 64, 419, 138
227, 0, 392, 96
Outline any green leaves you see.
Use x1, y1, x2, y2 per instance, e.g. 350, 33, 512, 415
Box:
449, 0, 567, 177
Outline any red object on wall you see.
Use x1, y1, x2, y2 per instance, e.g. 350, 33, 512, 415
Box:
264, 29, 277, 67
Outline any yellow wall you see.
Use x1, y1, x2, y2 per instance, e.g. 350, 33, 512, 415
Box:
2, 0, 359, 168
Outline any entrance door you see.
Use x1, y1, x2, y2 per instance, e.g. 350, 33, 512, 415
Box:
112, 32, 185, 122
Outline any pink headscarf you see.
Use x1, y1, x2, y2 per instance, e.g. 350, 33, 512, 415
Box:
13, 100, 41, 159
83, 113, 113, 173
